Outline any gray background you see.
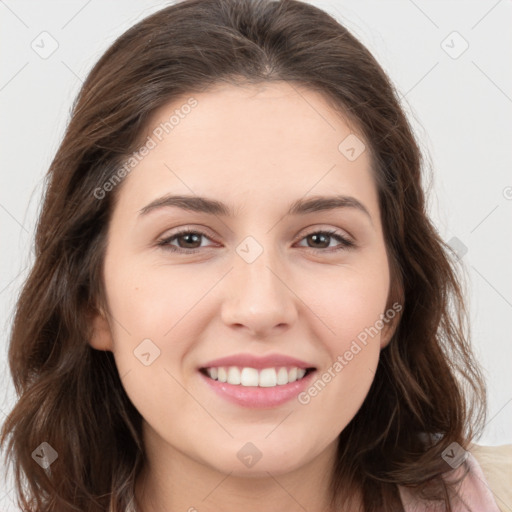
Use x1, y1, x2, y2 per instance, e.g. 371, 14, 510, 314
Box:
1, 0, 511, 509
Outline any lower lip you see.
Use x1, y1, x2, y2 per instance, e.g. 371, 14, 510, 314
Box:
199, 370, 316, 408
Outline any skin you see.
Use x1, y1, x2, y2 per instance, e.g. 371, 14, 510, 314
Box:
89, 81, 399, 512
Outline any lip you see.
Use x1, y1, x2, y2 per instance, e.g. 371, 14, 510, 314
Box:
199, 368, 317, 408
199, 353, 315, 370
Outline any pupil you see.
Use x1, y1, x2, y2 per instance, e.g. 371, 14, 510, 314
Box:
310, 233, 328, 248
182, 233, 200, 247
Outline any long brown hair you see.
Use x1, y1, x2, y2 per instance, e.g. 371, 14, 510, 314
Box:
1, 0, 487, 510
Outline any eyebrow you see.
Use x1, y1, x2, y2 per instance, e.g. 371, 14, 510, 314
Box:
138, 194, 372, 223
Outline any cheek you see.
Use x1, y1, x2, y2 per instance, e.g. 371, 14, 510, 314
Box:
306, 264, 390, 350
102, 258, 220, 411
299, 288, 383, 431
105, 257, 211, 343
103, 261, 205, 435
298, 264, 388, 411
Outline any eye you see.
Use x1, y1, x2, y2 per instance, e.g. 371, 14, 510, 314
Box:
157, 229, 216, 253
294, 229, 355, 252
157, 228, 355, 254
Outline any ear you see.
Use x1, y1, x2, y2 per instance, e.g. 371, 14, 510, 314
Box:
380, 262, 404, 349
379, 311, 400, 349
87, 305, 114, 351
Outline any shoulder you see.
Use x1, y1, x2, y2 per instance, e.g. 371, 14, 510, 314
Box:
398, 443, 510, 512
469, 442, 512, 512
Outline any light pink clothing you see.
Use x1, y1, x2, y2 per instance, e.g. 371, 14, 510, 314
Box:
399, 451, 501, 511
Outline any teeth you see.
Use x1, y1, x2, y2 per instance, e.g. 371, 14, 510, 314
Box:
241, 367, 259, 386
217, 367, 227, 383
205, 366, 309, 387
276, 367, 289, 385
259, 368, 277, 387
227, 366, 241, 385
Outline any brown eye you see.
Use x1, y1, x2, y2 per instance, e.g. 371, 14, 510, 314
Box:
158, 229, 215, 253
174, 232, 203, 249
296, 230, 354, 252
157, 228, 355, 255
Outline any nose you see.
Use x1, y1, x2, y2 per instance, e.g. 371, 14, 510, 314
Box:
220, 247, 298, 338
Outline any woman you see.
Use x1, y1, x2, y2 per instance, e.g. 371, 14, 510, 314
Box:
1, 0, 508, 510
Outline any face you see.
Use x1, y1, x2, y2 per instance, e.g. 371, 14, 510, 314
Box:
90, 81, 397, 478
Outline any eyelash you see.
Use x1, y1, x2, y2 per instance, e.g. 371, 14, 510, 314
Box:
157, 228, 355, 254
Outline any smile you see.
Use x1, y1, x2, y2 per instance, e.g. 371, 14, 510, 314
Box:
201, 366, 314, 387
199, 367, 317, 408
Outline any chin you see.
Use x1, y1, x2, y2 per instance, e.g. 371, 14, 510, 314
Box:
202, 445, 310, 477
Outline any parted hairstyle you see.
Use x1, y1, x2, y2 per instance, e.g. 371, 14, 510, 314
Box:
1, 0, 487, 511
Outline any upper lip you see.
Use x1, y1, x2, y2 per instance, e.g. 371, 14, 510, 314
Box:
200, 353, 316, 370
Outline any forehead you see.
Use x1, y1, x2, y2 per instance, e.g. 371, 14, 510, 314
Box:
114, 81, 378, 219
